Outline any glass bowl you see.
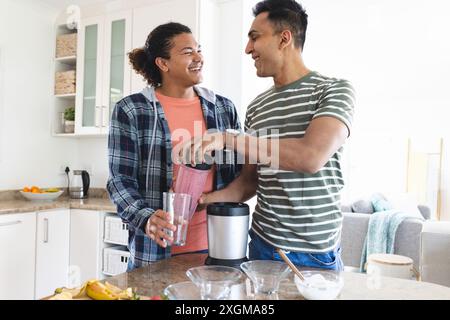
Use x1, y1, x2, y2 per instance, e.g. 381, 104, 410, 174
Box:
186, 266, 245, 300
163, 281, 201, 300
294, 270, 344, 300
240, 260, 291, 299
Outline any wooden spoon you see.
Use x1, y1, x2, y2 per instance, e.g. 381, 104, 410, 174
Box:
276, 248, 305, 282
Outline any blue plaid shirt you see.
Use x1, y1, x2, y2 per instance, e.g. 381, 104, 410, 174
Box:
107, 86, 242, 267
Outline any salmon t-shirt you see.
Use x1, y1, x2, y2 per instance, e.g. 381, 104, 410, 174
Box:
155, 91, 214, 255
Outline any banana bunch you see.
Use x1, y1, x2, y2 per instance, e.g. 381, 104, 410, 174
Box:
50, 280, 139, 300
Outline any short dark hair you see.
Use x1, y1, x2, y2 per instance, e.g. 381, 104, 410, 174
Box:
253, 0, 308, 49
128, 22, 192, 86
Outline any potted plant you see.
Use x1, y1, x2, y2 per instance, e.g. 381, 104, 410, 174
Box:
64, 107, 75, 133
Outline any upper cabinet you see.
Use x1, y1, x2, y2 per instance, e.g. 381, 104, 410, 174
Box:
75, 11, 132, 135
52, 0, 217, 137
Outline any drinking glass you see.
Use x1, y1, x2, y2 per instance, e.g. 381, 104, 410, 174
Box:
163, 192, 191, 246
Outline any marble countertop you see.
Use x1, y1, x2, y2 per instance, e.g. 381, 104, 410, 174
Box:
0, 189, 116, 214
106, 253, 450, 300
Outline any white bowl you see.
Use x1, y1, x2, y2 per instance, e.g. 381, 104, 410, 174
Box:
20, 190, 64, 201
294, 270, 344, 300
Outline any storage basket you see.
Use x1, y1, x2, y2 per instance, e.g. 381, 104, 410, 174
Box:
104, 216, 129, 245
56, 33, 77, 58
54, 70, 76, 95
103, 246, 130, 276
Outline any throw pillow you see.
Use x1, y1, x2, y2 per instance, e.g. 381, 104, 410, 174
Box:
371, 193, 393, 212
351, 199, 374, 214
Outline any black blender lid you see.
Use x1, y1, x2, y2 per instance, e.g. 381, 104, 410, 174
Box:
186, 163, 212, 170
207, 202, 249, 216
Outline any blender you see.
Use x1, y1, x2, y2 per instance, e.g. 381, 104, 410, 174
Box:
205, 202, 250, 268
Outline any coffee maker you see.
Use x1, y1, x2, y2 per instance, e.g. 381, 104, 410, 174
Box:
205, 202, 250, 268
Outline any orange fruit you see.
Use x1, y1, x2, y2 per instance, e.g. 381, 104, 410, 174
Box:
23, 187, 31, 193
31, 186, 42, 193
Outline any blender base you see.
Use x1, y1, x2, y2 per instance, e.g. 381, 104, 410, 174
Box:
204, 256, 248, 269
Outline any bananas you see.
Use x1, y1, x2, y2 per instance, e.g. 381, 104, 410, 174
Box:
86, 280, 135, 300
50, 279, 138, 300
86, 280, 119, 300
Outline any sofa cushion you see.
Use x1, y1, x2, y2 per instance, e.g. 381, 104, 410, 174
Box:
341, 212, 370, 268
351, 199, 374, 214
341, 203, 352, 213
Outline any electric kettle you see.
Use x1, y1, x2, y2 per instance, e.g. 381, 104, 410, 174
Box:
69, 170, 90, 199
205, 202, 250, 268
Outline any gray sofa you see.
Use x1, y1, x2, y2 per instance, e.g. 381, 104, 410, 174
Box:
340, 204, 430, 271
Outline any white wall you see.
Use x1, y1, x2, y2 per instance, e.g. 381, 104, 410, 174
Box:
76, 138, 109, 188
0, 0, 78, 190
298, 0, 450, 219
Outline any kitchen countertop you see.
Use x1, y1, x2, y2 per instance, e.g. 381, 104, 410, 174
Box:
106, 253, 450, 300
0, 189, 116, 214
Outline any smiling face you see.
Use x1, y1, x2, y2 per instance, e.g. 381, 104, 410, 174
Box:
245, 12, 283, 78
158, 33, 203, 87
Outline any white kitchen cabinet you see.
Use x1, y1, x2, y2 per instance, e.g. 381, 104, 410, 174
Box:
34, 209, 70, 299
75, 10, 132, 135
69, 210, 106, 284
0, 212, 36, 300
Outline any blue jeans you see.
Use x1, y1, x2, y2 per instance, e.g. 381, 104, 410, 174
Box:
248, 229, 344, 271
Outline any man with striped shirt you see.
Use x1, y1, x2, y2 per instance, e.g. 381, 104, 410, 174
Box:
185, 0, 355, 270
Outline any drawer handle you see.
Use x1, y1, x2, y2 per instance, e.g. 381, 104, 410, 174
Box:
95, 106, 101, 127
44, 218, 49, 243
0, 220, 22, 227
102, 105, 108, 127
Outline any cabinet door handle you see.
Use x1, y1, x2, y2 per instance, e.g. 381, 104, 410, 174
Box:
102, 105, 108, 127
95, 106, 101, 128
44, 218, 49, 243
0, 220, 22, 227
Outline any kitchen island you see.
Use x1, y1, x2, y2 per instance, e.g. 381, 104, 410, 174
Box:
105, 253, 450, 300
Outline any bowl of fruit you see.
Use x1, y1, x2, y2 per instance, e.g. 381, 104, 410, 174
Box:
20, 186, 64, 201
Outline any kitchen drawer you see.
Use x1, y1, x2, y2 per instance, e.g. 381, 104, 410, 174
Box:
104, 215, 128, 245
103, 246, 129, 276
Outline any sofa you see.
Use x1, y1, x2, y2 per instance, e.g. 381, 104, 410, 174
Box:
340, 200, 431, 272
341, 201, 450, 287
420, 221, 450, 287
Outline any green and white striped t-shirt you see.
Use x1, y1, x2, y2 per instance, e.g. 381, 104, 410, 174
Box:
244, 71, 355, 253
